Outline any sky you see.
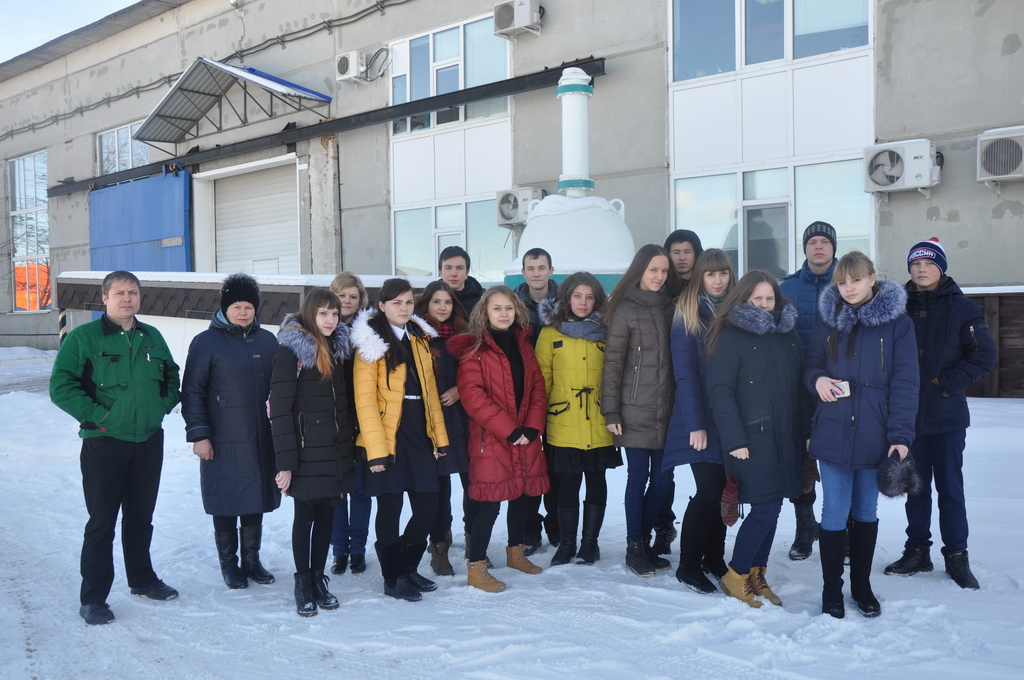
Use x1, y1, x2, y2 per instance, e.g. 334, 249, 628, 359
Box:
0, 0, 138, 64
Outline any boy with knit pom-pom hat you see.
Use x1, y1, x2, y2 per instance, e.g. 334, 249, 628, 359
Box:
884, 237, 996, 590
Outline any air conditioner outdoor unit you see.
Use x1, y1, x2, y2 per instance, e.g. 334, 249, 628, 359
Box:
977, 126, 1024, 183
336, 50, 365, 83
496, 187, 544, 227
494, 0, 542, 40
864, 139, 940, 196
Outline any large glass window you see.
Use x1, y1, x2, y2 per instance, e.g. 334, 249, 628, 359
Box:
391, 17, 509, 134
98, 123, 148, 175
674, 174, 739, 269
745, 204, 789, 277
8, 151, 50, 311
394, 208, 433, 276
673, 0, 736, 81
745, 0, 785, 65
794, 159, 872, 257
466, 199, 513, 285
794, 0, 868, 59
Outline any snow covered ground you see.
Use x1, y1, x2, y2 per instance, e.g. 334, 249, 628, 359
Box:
1, 347, 1021, 680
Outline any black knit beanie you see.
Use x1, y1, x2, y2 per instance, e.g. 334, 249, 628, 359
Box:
220, 273, 261, 315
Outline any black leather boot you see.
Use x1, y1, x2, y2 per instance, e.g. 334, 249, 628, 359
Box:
652, 522, 678, 556
215, 530, 248, 589
576, 503, 605, 565
349, 553, 367, 574
550, 505, 579, 566
675, 499, 716, 594
294, 572, 316, 617
239, 525, 274, 585
884, 543, 934, 575
643, 535, 671, 570
402, 540, 437, 592
849, 520, 880, 617
819, 528, 846, 618
789, 501, 820, 561
625, 539, 656, 576
310, 570, 339, 610
331, 554, 348, 575
943, 549, 980, 590
702, 511, 729, 580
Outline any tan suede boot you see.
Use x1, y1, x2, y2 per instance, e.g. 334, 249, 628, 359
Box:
428, 540, 455, 576
748, 566, 782, 606
467, 560, 506, 592
721, 567, 763, 608
506, 544, 543, 575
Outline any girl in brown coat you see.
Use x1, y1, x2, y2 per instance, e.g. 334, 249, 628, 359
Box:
448, 286, 549, 592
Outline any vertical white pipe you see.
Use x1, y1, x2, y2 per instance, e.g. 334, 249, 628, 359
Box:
556, 67, 594, 198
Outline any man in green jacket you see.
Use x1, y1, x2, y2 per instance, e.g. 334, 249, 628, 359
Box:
50, 270, 181, 625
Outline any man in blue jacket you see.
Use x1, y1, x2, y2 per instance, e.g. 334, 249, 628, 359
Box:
884, 238, 996, 589
50, 271, 181, 624
779, 221, 837, 560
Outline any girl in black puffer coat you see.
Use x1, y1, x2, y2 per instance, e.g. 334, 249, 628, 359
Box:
270, 288, 356, 617
707, 271, 803, 609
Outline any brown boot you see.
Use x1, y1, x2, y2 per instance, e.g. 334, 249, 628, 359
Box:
748, 566, 782, 606
506, 544, 543, 575
721, 567, 762, 608
428, 539, 455, 576
467, 560, 506, 592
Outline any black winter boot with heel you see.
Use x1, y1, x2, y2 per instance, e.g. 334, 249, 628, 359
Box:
819, 528, 847, 619
675, 499, 716, 594
240, 525, 274, 585
214, 530, 248, 589
402, 540, 437, 592
576, 503, 605, 565
550, 505, 579, 566
311, 570, 340, 610
849, 520, 880, 617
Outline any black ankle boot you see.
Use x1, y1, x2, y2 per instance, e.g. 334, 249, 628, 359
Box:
215, 530, 248, 589
293, 572, 316, 617
625, 539, 656, 576
331, 554, 348, 575
550, 505, 579, 567
643, 535, 671, 570
377, 542, 421, 602
884, 543, 934, 576
943, 549, 980, 590
652, 522, 678, 556
310, 570, 339, 610
239, 525, 274, 585
403, 541, 437, 592
349, 553, 367, 573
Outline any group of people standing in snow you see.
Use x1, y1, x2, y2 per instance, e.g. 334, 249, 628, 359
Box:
51, 223, 995, 623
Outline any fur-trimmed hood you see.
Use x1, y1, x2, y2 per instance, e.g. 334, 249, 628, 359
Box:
727, 301, 798, 336
349, 307, 438, 364
818, 278, 907, 333
538, 297, 606, 341
537, 297, 604, 327
276, 313, 351, 368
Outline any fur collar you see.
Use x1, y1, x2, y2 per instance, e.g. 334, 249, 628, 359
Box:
818, 278, 907, 332
349, 307, 438, 363
537, 298, 606, 340
276, 313, 351, 368
727, 301, 798, 336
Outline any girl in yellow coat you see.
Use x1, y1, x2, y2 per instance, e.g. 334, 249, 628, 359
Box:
535, 272, 622, 567
351, 278, 448, 602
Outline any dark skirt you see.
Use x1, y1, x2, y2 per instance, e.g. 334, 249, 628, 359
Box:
548, 443, 623, 474
362, 399, 440, 496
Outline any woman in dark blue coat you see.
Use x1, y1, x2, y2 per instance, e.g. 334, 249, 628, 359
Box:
182, 273, 281, 590
706, 271, 803, 608
414, 280, 471, 577
663, 249, 734, 593
805, 252, 919, 619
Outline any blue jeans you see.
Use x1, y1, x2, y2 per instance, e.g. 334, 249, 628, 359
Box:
623, 448, 673, 542
905, 431, 969, 551
729, 498, 783, 574
819, 462, 880, 531
331, 461, 372, 555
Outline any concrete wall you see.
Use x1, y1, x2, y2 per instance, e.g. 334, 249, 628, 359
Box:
874, 0, 1024, 285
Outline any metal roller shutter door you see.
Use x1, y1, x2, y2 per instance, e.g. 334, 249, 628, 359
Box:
215, 164, 299, 274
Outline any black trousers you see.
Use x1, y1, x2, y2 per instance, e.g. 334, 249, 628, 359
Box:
79, 430, 163, 605
375, 490, 439, 549
468, 495, 529, 562
212, 513, 262, 532
557, 471, 608, 508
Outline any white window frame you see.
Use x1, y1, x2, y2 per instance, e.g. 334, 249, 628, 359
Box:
97, 121, 150, 175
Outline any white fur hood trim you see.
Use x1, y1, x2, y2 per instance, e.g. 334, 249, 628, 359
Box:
350, 307, 437, 364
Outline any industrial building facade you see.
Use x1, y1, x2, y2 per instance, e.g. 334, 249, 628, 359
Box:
2, 0, 1022, 351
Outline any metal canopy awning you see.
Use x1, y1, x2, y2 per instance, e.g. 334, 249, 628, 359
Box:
133, 57, 331, 145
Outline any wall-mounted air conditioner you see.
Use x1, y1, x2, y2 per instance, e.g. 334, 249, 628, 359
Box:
496, 187, 544, 227
864, 139, 940, 198
977, 126, 1024, 187
336, 50, 365, 83
494, 0, 543, 40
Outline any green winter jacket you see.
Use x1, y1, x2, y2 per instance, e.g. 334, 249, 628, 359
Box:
50, 315, 181, 442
